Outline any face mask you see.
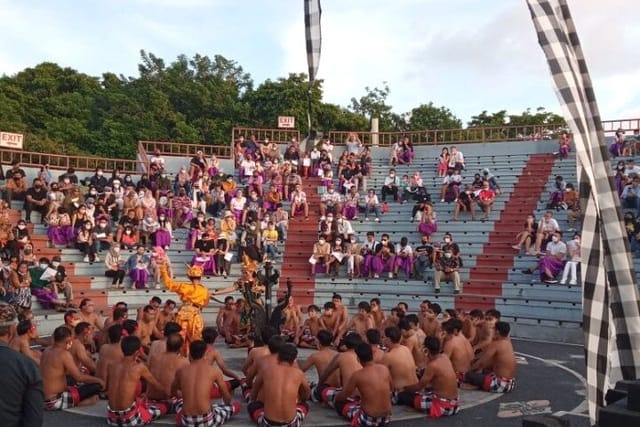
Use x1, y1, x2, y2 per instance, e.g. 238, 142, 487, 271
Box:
338, 219, 343, 224
113, 247, 120, 253
319, 239, 325, 245
52, 261, 60, 268
328, 189, 334, 193
161, 174, 167, 179
85, 224, 92, 230
444, 238, 451, 243
444, 253, 452, 259
390, 173, 395, 177
552, 236, 559, 242
350, 238, 356, 243
18, 225, 26, 230
90, 190, 97, 195
159, 216, 166, 221
39, 263, 49, 270
327, 217, 333, 222
97, 171, 103, 176
335, 240, 342, 245
249, 226, 256, 231
63, 178, 70, 184
125, 230, 132, 235
138, 192, 145, 198
99, 222, 107, 227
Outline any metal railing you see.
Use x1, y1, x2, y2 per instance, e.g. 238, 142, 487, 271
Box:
139, 141, 232, 159
0, 149, 142, 173
231, 128, 300, 144
601, 118, 640, 134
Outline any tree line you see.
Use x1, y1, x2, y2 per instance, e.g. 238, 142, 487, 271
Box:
0, 50, 565, 159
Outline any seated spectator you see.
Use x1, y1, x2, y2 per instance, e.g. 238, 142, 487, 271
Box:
213, 236, 231, 277
283, 145, 301, 172
140, 213, 160, 247
262, 221, 280, 261
512, 214, 538, 255
115, 208, 139, 243
417, 203, 438, 239
24, 178, 49, 224
440, 168, 462, 203
30, 257, 70, 310
186, 212, 206, 250
192, 232, 217, 276
76, 220, 99, 263
381, 169, 400, 203
239, 154, 257, 182
621, 176, 640, 215
284, 169, 303, 200
58, 166, 79, 185
477, 180, 496, 221
219, 211, 237, 246
238, 222, 263, 266
3, 168, 27, 203
320, 184, 343, 219
452, 184, 477, 221
342, 187, 361, 220
11, 261, 33, 312
189, 151, 207, 182
345, 235, 363, 278
125, 245, 151, 289
92, 215, 113, 252
120, 225, 139, 250
437, 148, 450, 178
47, 207, 74, 248
104, 244, 126, 288
449, 146, 465, 170
560, 233, 580, 285
393, 237, 413, 278
523, 231, 566, 284
87, 168, 108, 193
318, 162, 333, 188
399, 137, 414, 165
274, 205, 289, 242
290, 184, 309, 219
434, 246, 461, 294
149, 149, 166, 173
50, 256, 74, 308
263, 185, 283, 213
413, 235, 434, 281
151, 213, 172, 249
172, 188, 193, 228
534, 211, 560, 253
247, 171, 264, 197
481, 168, 502, 195
563, 184, 581, 232
390, 139, 403, 167
624, 159, 640, 179
320, 138, 334, 163
243, 190, 263, 226
609, 129, 625, 158
345, 132, 363, 157
335, 212, 354, 241
372, 234, 396, 279
318, 214, 337, 243
624, 212, 640, 256
557, 132, 571, 159
363, 189, 381, 222
326, 237, 346, 277
309, 236, 331, 276
547, 175, 566, 210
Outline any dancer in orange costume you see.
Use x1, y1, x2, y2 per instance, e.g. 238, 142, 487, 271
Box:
159, 263, 209, 350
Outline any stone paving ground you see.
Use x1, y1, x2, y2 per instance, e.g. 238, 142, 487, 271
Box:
43, 339, 591, 427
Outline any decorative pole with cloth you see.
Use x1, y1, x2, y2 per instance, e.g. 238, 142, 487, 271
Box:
304, 0, 321, 137
527, 0, 640, 424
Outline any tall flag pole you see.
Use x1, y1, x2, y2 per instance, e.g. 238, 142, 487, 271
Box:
304, 0, 321, 135
527, 0, 640, 423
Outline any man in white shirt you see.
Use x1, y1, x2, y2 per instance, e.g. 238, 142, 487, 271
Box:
624, 159, 640, 179
320, 185, 343, 219
381, 169, 400, 203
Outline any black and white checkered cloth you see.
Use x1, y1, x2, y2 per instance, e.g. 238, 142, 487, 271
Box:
527, 0, 640, 423
304, 0, 321, 83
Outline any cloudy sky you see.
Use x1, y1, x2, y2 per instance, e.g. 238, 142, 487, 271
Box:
0, 0, 637, 123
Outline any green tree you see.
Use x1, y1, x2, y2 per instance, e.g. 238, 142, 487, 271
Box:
408, 103, 462, 130
349, 83, 395, 130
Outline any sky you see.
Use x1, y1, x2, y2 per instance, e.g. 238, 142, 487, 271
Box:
0, 0, 638, 124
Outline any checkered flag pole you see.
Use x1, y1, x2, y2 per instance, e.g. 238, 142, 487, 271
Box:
304, 0, 321, 133
527, 0, 640, 423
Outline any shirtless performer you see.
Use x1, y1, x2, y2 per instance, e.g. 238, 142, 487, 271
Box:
96, 324, 124, 384
365, 329, 386, 362
103, 306, 128, 333
281, 296, 302, 342
318, 301, 338, 335
295, 304, 321, 348
369, 298, 386, 331
398, 318, 426, 369
396, 336, 460, 418
77, 298, 104, 349
248, 343, 311, 426
70, 322, 97, 374
202, 327, 242, 398
241, 326, 279, 378
405, 314, 426, 347
245, 336, 287, 401
315, 332, 363, 406
300, 330, 340, 395
105, 336, 168, 426
342, 301, 375, 342
147, 333, 189, 414
330, 294, 349, 346
464, 321, 516, 393
172, 340, 240, 427
381, 326, 418, 404
334, 343, 393, 427
216, 296, 237, 344
155, 299, 176, 338
147, 321, 181, 366
136, 305, 160, 351
419, 302, 441, 338
472, 309, 500, 355
41, 326, 103, 410
136, 297, 162, 321
442, 319, 473, 382
381, 307, 402, 330
9, 319, 41, 365
458, 309, 476, 343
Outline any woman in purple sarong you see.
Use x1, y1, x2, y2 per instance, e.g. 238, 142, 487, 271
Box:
190, 232, 216, 276
46, 207, 74, 247
152, 213, 173, 249
393, 237, 414, 278
124, 244, 151, 289
537, 232, 567, 284
186, 212, 206, 251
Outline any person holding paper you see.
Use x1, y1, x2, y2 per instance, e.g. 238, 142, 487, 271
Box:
29, 257, 67, 310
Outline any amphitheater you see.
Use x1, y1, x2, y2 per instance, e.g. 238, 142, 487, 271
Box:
5, 118, 636, 426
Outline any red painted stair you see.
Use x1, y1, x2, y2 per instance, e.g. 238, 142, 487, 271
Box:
278, 178, 322, 306
456, 153, 556, 312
